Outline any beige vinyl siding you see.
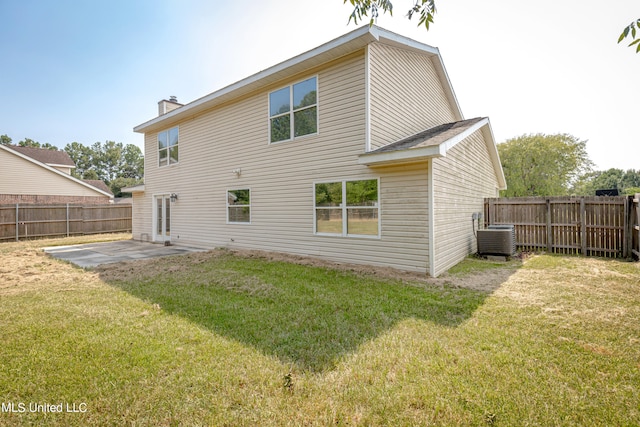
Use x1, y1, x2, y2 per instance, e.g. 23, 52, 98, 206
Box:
130, 192, 149, 241
431, 130, 500, 276
134, 51, 431, 272
0, 150, 106, 197
368, 42, 457, 151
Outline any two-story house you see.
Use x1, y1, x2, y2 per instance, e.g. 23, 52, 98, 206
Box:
128, 25, 506, 277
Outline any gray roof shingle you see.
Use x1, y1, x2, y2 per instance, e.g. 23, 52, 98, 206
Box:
6, 145, 75, 167
370, 117, 486, 154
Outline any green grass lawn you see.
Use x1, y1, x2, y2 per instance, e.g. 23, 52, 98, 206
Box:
1, 235, 639, 426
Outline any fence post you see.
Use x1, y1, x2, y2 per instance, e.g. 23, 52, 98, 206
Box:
546, 199, 552, 252
631, 193, 640, 259
489, 198, 495, 225
580, 198, 587, 256
15, 203, 19, 242
66, 203, 70, 237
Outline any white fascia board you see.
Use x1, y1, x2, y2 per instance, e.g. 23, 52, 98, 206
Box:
373, 27, 440, 55
359, 118, 489, 166
359, 145, 443, 165
480, 119, 507, 190
122, 184, 145, 193
440, 118, 489, 154
46, 163, 76, 169
134, 25, 378, 134
0, 145, 113, 198
430, 53, 464, 121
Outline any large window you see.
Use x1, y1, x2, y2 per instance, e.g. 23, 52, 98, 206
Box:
158, 126, 179, 167
269, 77, 317, 143
315, 179, 379, 237
227, 189, 251, 223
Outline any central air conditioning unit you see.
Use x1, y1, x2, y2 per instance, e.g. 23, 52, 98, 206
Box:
477, 225, 516, 256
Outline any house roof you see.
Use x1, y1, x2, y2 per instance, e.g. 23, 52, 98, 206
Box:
134, 25, 462, 133
0, 144, 113, 198
121, 184, 145, 193
371, 117, 486, 154
358, 117, 507, 190
83, 179, 113, 195
5, 145, 75, 168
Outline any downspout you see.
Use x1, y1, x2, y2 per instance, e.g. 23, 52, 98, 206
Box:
427, 159, 436, 276
364, 44, 371, 152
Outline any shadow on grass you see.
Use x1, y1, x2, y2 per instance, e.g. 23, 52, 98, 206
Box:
99, 251, 517, 373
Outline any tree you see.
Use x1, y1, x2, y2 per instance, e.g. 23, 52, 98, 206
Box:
498, 133, 593, 197
109, 176, 143, 198
618, 19, 640, 53
345, 1, 638, 53
64, 140, 144, 197
64, 141, 95, 179
345, 0, 436, 29
573, 168, 640, 195
0, 134, 12, 145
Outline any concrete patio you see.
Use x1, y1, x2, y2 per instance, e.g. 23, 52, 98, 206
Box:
44, 240, 208, 268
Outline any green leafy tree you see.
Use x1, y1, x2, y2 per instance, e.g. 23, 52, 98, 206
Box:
64, 141, 95, 179
573, 168, 640, 195
345, 1, 638, 52
109, 176, 143, 198
82, 169, 100, 180
65, 140, 144, 188
621, 169, 640, 190
0, 134, 12, 145
498, 133, 593, 197
625, 187, 640, 195
120, 144, 144, 179
345, 0, 436, 29
618, 19, 640, 53
18, 138, 59, 149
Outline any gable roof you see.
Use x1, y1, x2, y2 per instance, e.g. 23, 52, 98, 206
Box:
0, 144, 113, 198
5, 145, 75, 168
134, 25, 462, 133
359, 117, 507, 190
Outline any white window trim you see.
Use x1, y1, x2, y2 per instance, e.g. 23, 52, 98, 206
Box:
226, 188, 252, 225
313, 178, 380, 239
268, 75, 319, 144
158, 126, 179, 168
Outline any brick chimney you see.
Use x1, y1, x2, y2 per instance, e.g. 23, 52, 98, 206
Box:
158, 96, 183, 116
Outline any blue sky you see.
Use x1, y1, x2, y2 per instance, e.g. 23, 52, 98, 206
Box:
1, 0, 638, 170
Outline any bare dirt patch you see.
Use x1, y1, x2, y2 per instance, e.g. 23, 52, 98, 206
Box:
0, 247, 102, 296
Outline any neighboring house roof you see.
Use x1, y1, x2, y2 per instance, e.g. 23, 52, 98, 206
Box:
5, 145, 75, 169
83, 179, 113, 195
359, 117, 507, 190
134, 25, 462, 133
0, 144, 113, 198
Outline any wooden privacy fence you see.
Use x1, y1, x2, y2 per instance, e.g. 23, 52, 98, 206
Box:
0, 204, 132, 242
484, 196, 639, 259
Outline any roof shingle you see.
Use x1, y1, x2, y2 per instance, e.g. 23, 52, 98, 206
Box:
6, 145, 75, 167
370, 117, 486, 154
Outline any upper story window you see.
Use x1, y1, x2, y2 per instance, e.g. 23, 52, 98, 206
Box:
158, 126, 179, 167
269, 77, 317, 143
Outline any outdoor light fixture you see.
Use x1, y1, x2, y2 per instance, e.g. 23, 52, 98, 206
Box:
170, 193, 178, 202
232, 168, 242, 177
